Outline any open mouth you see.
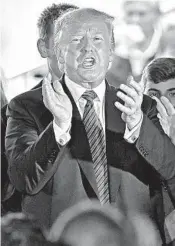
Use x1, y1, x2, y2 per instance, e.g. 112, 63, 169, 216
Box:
82, 57, 96, 69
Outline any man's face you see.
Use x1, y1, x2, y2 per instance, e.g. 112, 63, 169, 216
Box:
57, 16, 112, 86
148, 78, 175, 107
123, 1, 159, 33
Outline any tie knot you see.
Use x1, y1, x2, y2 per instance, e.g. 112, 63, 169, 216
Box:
82, 90, 97, 102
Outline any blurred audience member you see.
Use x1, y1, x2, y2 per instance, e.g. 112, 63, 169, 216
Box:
157, 10, 175, 58
48, 200, 160, 246
37, 3, 78, 81
48, 200, 136, 246
143, 57, 175, 144
107, 0, 161, 87
3, 3, 79, 101
1, 213, 48, 246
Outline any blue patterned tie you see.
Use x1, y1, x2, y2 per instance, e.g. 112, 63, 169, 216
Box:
82, 90, 110, 205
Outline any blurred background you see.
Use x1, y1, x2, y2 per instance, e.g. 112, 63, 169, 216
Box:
1, 0, 175, 101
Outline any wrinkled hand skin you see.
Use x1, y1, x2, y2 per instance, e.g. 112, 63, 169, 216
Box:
115, 77, 143, 130
42, 73, 72, 129
169, 115, 175, 145
153, 96, 175, 145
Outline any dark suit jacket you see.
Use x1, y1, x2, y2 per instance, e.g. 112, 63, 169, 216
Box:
5, 77, 175, 229
1, 81, 43, 214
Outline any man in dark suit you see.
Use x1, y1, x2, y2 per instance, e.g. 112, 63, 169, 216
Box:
144, 58, 175, 145
5, 8, 175, 239
143, 58, 175, 244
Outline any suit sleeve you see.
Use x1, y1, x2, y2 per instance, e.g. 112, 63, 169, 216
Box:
5, 97, 62, 194
136, 97, 175, 181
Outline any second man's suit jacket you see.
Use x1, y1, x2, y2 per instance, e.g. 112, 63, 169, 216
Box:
5, 76, 175, 228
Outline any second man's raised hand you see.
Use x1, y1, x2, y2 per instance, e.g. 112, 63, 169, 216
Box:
152, 96, 175, 145
115, 77, 143, 130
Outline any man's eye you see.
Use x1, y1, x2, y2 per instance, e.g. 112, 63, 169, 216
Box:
168, 92, 175, 97
93, 36, 103, 42
148, 91, 160, 98
71, 37, 82, 43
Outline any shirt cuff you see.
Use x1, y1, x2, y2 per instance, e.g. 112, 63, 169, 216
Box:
53, 120, 71, 146
124, 112, 143, 143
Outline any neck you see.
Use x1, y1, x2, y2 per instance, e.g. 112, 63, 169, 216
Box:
80, 80, 104, 89
66, 75, 104, 89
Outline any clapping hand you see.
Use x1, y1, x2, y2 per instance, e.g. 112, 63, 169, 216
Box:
115, 77, 143, 130
152, 96, 175, 144
42, 73, 72, 129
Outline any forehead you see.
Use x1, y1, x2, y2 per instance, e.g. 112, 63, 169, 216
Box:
62, 19, 109, 36
149, 78, 175, 92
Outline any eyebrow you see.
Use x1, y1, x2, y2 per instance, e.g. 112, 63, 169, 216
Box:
148, 88, 159, 92
167, 88, 175, 92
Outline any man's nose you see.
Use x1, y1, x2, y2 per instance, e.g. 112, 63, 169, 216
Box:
82, 36, 93, 52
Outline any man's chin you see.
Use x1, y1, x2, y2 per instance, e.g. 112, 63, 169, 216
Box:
78, 71, 103, 83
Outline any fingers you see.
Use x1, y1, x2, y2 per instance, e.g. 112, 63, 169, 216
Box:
152, 96, 168, 118
160, 96, 175, 116
42, 76, 56, 110
129, 78, 143, 95
119, 79, 142, 102
119, 84, 138, 102
116, 91, 135, 106
114, 101, 134, 115
43, 76, 55, 98
159, 118, 169, 135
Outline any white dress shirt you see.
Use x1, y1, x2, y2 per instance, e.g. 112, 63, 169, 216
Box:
53, 76, 143, 145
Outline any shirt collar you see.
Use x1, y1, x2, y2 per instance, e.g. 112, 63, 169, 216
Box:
64, 76, 106, 103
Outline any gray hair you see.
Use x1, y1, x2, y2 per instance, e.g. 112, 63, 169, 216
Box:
54, 8, 115, 55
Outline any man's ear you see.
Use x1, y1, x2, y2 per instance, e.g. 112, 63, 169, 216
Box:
109, 48, 114, 63
58, 48, 65, 64
37, 39, 48, 58
57, 48, 65, 73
